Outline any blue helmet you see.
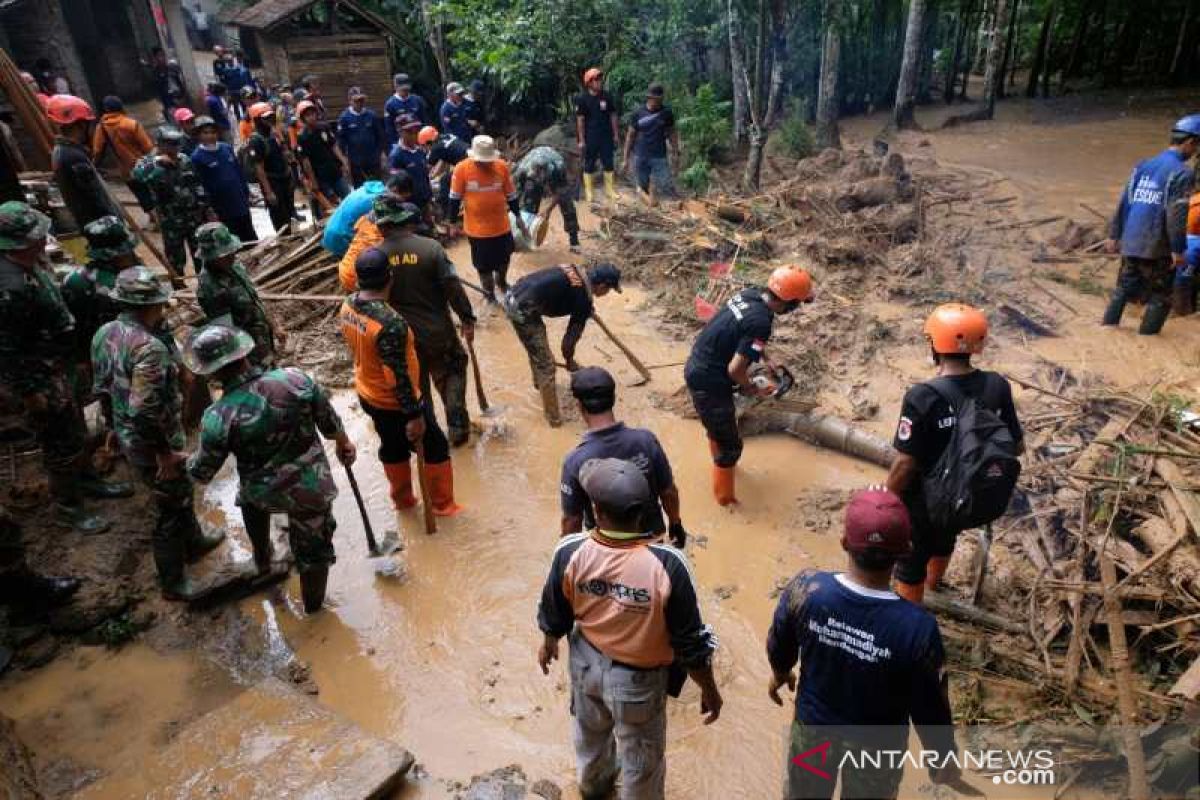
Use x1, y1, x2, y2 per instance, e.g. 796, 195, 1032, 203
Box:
1173, 114, 1200, 138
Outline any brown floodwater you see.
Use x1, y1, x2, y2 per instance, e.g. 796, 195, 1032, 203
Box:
4, 92, 1198, 799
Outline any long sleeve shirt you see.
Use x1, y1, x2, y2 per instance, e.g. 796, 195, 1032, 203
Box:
508, 264, 593, 359
337, 108, 385, 168
1110, 148, 1194, 260
0, 256, 75, 396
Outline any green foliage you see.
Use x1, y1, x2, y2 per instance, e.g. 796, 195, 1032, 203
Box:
675, 84, 730, 168
95, 614, 140, 649
776, 107, 816, 159
679, 160, 712, 193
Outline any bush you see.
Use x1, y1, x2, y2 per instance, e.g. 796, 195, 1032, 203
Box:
676, 84, 731, 169
776, 109, 816, 160
680, 160, 713, 193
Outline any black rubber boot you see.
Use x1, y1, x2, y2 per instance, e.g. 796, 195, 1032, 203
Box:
1101, 292, 1126, 326
153, 515, 189, 595
568, 230, 580, 250
478, 272, 498, 304
300, 566, 330, 613
242, 505, 274, 575
0, 571, 80, 608
78, 472, 135, 499
1172, 283, 1195, 316
49, 473, 110, 534
1138, 302, 1170, 335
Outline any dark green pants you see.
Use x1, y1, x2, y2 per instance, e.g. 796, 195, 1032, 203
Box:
785, 720, 904, 800
131, 458, 202, 586
507, 310, 556, 390
241, 503, 335, 573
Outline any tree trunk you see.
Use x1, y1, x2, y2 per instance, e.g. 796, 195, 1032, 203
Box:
1063, 7, 1092, 79
980, 0, 1010, 117
998, 0, 1020, 98
743, 0, 788, 189
764, 0, 789, 128
945, 0, 969, 103
728, 0, 750, 146
815, 2, 842, 149
893, 0, 929, 128
1025, 1, 1056, 97
1170, 1, 1194, 81
959, 3, 979, 99
419, 0, 450, 87
917, 3, 939, 104
1040, 4, 1057, 97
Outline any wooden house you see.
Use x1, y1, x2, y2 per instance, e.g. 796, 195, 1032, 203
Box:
229, 0, 401, 106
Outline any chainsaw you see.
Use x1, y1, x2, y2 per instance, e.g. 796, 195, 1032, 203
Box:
737, 364, 808, 416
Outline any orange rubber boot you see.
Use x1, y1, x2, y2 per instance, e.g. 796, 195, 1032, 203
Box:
924, 556, 951, 591
712, 465, 737, 506
383, 461, 418, 510
425, 460, 464, 517
895, 581, 925, 604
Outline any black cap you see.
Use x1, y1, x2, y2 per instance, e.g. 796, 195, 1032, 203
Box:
355, 247, 390, 289
570, 366, 616, 400
587, 262, 621, 293
469, 79, 484, 93
580, 458, 652, 518
646, 83, 665, 98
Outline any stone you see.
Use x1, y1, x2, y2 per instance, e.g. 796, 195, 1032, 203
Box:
460, 764, 528, 800
530, 778, 562, 800
0, 712, 42, 799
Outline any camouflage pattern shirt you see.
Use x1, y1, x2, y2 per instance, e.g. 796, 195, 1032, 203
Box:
131, 151, 210, 225
514, 146, 570, 193
61, 260, 121, 361
196, 262, 275, 365
91, 312, 185, 459
0, 254, 76, 396
187, 367, 343, 513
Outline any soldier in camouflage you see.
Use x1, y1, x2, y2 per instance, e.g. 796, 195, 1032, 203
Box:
194, 222, 284, 368
514, 145, 580, 250
132, 127, 212, 282
0, 201, 125, 533
185, 325, 356, 613
0, 504, 80, 615
92, 267, 225, 599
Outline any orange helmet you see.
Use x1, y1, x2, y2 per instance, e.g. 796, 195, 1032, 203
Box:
767, 266, 813, 303
924, 303, 988, 354
417, 125, 439, 145
296, 100, 318, 119
248, 101, 274, 120
46, 94, 95, 125
583, 67, 603, 85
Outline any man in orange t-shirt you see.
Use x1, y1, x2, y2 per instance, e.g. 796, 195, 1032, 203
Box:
448, 135, 530, 302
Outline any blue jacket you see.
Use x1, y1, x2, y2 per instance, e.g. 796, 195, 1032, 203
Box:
439, 99, 472, 143
336, 108, 385, 167
384, 93, 427, 145
322, 180, 385, 256
221, 64, 252, 92
204, 95, 231, 131
389, 144, 431, 205
1110, 148, 1193, 260
191, 143, 249, 219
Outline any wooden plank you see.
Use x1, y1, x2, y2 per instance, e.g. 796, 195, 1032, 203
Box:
1071, 411, 1142, 477
1099, 549, 1150, 800
1169, 655, 1200, 699
1152, 459, 1200, 537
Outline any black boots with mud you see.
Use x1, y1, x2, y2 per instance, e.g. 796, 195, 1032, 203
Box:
539, 382, 562, 427
301, 566, 330, 613
1138, 302, 1170, 335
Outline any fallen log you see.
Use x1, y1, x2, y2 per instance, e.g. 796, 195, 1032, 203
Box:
925, 591, 1026, 634
1099, 549, 1151, 800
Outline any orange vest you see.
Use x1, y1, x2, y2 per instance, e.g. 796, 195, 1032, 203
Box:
338, 298, 422, 411
338, 216, 383, 292
450, 158, 515, 238
1188, 192, 1200, 236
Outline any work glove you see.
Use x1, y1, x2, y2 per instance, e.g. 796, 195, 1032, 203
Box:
668, 521, 687, 549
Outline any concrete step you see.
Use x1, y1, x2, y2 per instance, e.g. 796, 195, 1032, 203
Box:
78, 678, 414, 799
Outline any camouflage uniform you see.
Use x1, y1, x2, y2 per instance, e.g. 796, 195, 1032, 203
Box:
195, 222, 276, 367
514, 145, 579, 240
92, 268, 215, 588
132, 132, 210, 277
187, 360, 343, 573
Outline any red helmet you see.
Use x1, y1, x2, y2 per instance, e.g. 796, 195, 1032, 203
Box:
296, 100, 318, 119
248, 101, 274, 120
46, 94, 95, 125
767, 266, 813, 303
924, 303, 988, 355
417, 125, 439, 145
583, 67, 603, 85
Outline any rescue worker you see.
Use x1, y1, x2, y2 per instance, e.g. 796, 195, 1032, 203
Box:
173, 107, 199, 156
245, 101, 296, 233
323, 177, 387, 257
237, 87, 257, 143
385, 73, 428, 146
133, 126, 213, 280
337, 173, 415, 288
885, 304, 1024, 604
203, 83, 234, 144
1103, 114, 1199, 335
185, 325, 357, 612
339, 247, 464, 516
92, 267, 225, 598
0, 506, 80, 615
448, 135, 530, 301
92, 95, 154, 186
623, 84, 680, 202
0, 202, 123, 533
767, 487, 960, 800
1180, 188, 1200, 316
337, 87, 386, 186
504, 262, 622, 427
514, 145, 580, 250
463, 80, 485, 135
560, 367, 687, 548
296, 99, 352, 215
575, 67, 619, 203
388, 114, 433, 211
537, 457, 722, 800
421, 126, 469, 218
439, 82, 472, 143
684, 266, 813, 506
48, 95, 121, 230
191, 115, 257, 243
195, 222, 284, 368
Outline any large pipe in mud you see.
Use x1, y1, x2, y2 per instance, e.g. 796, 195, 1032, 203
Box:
743, 410, 897, 468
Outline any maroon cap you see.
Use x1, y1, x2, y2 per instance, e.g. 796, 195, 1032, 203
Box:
843, 488, 911, 555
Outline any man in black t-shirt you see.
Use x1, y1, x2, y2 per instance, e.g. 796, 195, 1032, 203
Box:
685, 267, 813, 506
886, 303, 1024, 604
423, 128, 469, 217
623, 83, 679, 201
574, 67, 619, 203
295, 100, 350, 217
246, 102, 294, 233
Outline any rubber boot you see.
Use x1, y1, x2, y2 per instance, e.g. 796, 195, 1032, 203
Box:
425, 460, 464, 517
300, 566, 329, 613
582, 173, 595, 203
568, 230, 580, 251
712, 465, 737, 506
539, 382, 562, 428
603, 171, 618, 202
895, 580, 924, 604
478, 271, 499, 305
49, 473, 109, 534
1138, 301, 1170, 335
1101, 293, 1126, 326
154, 525, 191, 600
924, 556, 950, 591
243, 508, 274, 575
383, 461, 418, 509
77, 471, 135, 499
160, 575, 199, 602
1172, 283, 1195, 316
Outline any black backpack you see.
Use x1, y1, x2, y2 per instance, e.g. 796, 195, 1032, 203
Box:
920, 375, 1021, 530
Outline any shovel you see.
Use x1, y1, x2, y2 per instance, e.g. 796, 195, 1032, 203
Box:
344, 463, 405, 577
970, 524, 991, 606
467, 337, 506, 418
414, 441, 437, 535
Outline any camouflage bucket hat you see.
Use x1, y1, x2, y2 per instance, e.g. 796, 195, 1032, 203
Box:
195, 222, 242, 263
114, 266, 172, 306
0, 201, 51, 251
181, 323, 256, 375
84, 215, 138, 261
155, 126, 186, 146
372, 195, 421, 227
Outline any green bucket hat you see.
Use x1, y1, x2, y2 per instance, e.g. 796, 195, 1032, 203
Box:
0, 201, 51, 251
195, 222, 242, 264
155, 126, 187, 146
372, 195, 421, 227
83, 215, 138, 261
114, 266, 172, 306
181, 323, 256, 375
